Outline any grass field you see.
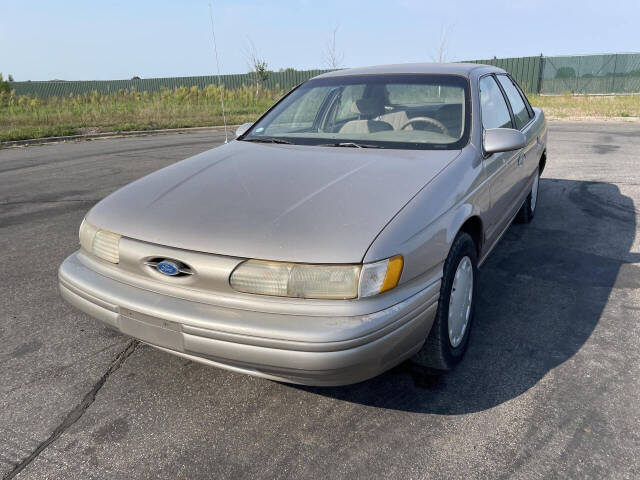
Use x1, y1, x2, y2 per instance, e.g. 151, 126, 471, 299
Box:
528, 93, 640, 119
0, 85, 282, 142
1, 87, 639, 142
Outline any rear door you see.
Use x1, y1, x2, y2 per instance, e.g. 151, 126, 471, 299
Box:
479, 74, 522, 244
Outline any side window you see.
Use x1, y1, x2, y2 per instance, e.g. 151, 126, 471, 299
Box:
479, 76, 512, 130
269, 86, 331, 130
496, 75, 531, 129
334, 85, 366, 123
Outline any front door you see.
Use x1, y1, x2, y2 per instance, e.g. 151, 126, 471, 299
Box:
479, 74, 523, 244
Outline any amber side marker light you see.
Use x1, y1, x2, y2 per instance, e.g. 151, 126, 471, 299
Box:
380, 255, 404, 293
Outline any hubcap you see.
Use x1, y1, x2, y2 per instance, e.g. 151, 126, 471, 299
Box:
531, 170, 540, 212
448, 256, 473, 348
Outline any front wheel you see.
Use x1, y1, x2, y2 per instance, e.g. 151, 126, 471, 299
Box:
411, 231, 477, 371
515, 167, 540, 224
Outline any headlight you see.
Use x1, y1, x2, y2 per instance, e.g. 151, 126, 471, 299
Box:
79, 218, 121, 264
230, 255, 403, 299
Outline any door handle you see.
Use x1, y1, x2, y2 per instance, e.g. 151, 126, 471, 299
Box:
518, 154, 524, 166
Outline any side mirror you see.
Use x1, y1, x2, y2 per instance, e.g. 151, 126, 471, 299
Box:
235, 122, 253, 138
483, 128, 526, 155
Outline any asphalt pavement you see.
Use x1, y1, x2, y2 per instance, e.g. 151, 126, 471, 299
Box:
1, 123, 639, 479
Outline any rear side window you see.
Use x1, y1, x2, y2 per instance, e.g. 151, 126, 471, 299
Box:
479, 76, 512, 130
496, 75, 531, 129
511, 77, 534, 118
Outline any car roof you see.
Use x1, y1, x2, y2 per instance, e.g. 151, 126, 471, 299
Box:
314, 62, 505, 79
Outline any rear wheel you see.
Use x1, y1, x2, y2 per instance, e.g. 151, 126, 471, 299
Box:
515, 167, 540, 224
411, 231, 477, 371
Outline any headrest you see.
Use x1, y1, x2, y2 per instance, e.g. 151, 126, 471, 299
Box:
351, 97, 385, 117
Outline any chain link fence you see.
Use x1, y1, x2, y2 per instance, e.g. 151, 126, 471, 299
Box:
8, 53, 640, 97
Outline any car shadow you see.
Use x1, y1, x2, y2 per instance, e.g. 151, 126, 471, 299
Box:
291, 178, 640, 414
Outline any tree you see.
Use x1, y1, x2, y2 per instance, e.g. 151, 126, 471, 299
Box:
0, 73, 9, 94
323, 25, 344, 69
555, 67, 576, 79
431, 23, 455, 63
244, 39, 269, 94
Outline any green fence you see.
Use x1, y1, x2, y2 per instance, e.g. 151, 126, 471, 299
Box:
467, 53, 640, 94
540, 53, 640, 94
8, 69, 332, 98
8, 53, 640, 97
469, 55, 542, 94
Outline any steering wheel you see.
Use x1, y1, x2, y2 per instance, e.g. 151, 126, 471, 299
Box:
400, 117, 450, 137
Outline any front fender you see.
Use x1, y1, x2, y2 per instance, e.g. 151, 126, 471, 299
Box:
364, 147, 488, 285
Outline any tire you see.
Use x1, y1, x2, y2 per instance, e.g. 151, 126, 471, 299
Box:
515, 167, 540, 224
411, 231, 477, 371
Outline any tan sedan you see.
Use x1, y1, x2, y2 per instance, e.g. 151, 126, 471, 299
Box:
59, 63, 547, 385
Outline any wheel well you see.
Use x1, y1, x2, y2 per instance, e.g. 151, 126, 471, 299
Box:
539, 150, 547, 175
459, 216, 483, 257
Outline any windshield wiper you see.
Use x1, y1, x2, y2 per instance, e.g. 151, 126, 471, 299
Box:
243, 137, 293, 145
320, 142, 383, 149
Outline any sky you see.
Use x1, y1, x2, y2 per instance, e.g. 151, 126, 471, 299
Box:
1, 0, 638, 81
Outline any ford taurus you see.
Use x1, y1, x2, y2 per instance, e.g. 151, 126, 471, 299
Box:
58, 63, 547, 385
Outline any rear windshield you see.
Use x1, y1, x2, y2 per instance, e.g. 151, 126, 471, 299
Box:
242, 74, 471, 150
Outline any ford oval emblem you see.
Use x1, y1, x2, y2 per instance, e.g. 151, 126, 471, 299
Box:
156, 260, 180, 276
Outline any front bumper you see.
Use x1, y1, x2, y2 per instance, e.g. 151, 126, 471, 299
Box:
58, 252, 439, 386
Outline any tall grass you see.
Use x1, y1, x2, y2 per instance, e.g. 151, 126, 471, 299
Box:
0, 85, 284, 142
2, 87, 639, 142
528, 93, 640, 119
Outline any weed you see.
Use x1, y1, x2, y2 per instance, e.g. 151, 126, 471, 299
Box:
2, 87, 639, 142
0, 85, 284, 142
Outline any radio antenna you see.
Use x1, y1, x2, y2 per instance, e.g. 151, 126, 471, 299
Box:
208, 2, 229, 143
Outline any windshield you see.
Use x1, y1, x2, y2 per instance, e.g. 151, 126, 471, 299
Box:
242, 74, 470, 150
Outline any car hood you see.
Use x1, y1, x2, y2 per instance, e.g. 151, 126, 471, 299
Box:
88, 141, 460, 263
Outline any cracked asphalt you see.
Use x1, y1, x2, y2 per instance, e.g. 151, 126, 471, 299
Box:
1, 123, 639, 479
